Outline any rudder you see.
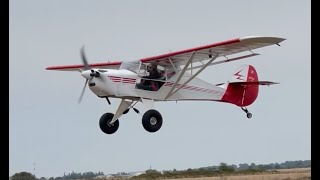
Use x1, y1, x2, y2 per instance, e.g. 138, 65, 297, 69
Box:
221, 64, 259, 107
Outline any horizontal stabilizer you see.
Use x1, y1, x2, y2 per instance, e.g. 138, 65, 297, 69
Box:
229, 81, 279, 86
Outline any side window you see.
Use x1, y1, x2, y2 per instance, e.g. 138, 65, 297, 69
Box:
165, 70, 176, 80
135, 63, 166, 91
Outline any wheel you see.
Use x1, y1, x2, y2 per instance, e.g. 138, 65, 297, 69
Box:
99, 113, 119, 134
142, 109, 163, 133
247, 113, 252, 119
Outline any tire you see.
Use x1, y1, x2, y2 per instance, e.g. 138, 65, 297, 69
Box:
99, 113, 119, 134
247, 113, 252, 119
142, 109, 163, 133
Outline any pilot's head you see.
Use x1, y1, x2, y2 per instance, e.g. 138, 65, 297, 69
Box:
147, 63, 157, 72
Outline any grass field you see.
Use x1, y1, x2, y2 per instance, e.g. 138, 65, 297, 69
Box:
164, 172, 311, 180
103, 168, 311, 180
163, 168, 311, 180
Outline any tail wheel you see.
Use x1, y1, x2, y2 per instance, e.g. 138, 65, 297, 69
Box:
142, 109, 163, 133
241, 107, 252, 119
99, 113, 119, 134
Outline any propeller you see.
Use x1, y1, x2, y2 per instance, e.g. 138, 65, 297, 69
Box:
78, 79, 88, 104
78, 46, 92, 104
80, 46, 90, 70
78, 46, 110, 104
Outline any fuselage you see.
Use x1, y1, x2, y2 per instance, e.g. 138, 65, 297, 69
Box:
86, 69, 227, 101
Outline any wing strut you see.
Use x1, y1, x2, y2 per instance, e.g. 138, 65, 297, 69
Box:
165, 54, 219, 100
164, 52, 196, 100
168, 57, 178, 73
186, 53, 259, 71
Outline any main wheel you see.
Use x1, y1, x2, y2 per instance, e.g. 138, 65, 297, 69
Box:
247, 113, 252, 119
99, 113, 119, 134
142, 109, 163, 133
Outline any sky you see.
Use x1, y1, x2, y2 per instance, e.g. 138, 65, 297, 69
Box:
9, 0, 310, 178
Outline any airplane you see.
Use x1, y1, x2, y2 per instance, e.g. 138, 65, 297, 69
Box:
46, 36, 286, 135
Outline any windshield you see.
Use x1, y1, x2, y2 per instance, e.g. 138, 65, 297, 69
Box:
119, 60, 176, 79
119, 60, 141, 73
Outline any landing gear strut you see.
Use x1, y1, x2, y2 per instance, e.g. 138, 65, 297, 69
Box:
241, 107, 252, 119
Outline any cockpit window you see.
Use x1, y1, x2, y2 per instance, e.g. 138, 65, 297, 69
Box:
119, 60, 176, 80
119, 60, 141, 73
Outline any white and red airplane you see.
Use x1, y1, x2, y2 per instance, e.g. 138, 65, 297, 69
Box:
46, 36, 285, 135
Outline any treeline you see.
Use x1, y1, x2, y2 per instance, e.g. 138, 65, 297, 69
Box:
132, 168, 263, 180
9, 171, 104, 180
10, 160, 310, 180
62, 171, 104, 179
132, 160, 311, 180
199, 160, 311, 171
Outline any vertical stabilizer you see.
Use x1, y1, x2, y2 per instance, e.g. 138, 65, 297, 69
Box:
229, 64, 258, 83
221, 64, 259, 107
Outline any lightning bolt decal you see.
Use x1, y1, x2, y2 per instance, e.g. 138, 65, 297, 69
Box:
234, 69, 245, 80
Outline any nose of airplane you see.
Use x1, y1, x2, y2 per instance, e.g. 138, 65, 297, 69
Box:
81, 70, 92, 79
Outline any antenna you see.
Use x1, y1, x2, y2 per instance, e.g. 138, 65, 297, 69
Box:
33, 162, 36, 177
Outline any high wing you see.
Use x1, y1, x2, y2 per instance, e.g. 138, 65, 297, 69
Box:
140, 36, 285, 68
46, 36, 285, 72
46, 61, 122, 71
137, 36, 285, 100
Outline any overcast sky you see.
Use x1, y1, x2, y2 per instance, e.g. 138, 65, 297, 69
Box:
9, 0, 310, 178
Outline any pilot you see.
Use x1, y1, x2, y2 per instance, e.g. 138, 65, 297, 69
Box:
136, 63, 161, 91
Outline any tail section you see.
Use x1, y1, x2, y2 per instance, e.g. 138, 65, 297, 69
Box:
229, 64, 256, 83
221, 64, 278, 107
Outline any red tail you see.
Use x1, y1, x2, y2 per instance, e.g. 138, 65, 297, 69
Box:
221, 65, 259, 107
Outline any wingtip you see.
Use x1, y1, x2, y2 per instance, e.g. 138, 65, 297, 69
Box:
240, 36, 286, 44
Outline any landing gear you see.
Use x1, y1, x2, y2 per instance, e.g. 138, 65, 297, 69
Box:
247, 112, 252, 118
99, 113, 119, 134
241, 107, 252, 119
98, 99, 163, 134
142, 109, 163, 133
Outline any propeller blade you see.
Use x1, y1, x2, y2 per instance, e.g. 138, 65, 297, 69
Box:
80, 46, 90, 70
78, 79, 88, 104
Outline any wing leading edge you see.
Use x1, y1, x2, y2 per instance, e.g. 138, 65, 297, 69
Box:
140, 36, 285, 67
45, 36, 285, 71
46, 61, 122, 71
